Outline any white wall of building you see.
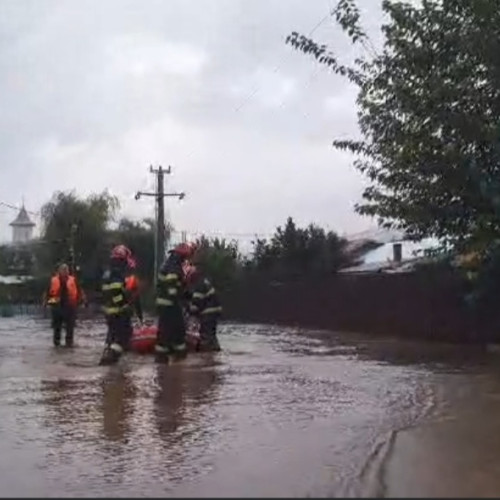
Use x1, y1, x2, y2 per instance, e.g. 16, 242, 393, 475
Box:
362, 238, 438, 264
12, 226, 34, 244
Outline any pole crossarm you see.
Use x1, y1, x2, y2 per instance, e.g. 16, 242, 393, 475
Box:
134, 191, 185, 200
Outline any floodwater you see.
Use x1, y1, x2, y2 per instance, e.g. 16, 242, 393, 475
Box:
2, 318, 500, 497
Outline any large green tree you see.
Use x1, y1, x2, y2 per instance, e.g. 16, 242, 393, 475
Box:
40, 190, 119, 283
286, 0, 500, 254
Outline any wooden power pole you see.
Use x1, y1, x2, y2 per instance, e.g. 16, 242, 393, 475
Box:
135, 165, 185, 285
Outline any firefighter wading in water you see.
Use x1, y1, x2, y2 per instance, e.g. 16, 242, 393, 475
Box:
44, 263, 86, 348
99, 245, 142, 366
154, 242, 196, 363
185, 264, 222, 351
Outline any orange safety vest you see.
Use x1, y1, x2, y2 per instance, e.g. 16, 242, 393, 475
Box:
125, 275, 139, 296
47, 275, 79, 307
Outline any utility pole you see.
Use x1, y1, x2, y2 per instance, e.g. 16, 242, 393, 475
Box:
135, 165, 185, 285
68, 223, 78, 275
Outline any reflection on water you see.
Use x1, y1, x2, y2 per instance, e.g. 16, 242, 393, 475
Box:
1, 317, 500, 497
101, 369, 135, 442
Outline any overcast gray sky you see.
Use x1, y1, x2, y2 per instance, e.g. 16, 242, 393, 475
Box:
0, 0, 385, 245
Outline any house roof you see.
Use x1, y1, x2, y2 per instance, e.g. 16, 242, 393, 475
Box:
340, 238, 439, 274
9, 206, 35, 227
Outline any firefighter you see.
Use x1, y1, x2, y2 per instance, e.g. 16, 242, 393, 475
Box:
154, 242, 196, 363
185, 264, 222, 352
44, 263, 85, 348
99, 245, 137, 366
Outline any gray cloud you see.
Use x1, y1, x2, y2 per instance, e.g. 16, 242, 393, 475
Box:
0, 0, 383, 244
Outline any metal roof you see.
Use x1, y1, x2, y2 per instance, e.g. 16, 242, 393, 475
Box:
9, 206, 35, 227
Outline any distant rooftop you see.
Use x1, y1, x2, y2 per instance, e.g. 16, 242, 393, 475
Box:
9, 206, 35, 227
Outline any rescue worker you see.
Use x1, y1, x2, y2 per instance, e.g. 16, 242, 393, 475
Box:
99, 245, 138, 365
185, 264, 222, 351
155, 242, 196, 363
44, 263, 85, 348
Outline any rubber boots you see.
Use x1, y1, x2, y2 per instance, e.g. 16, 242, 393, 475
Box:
99, 343, 123, 366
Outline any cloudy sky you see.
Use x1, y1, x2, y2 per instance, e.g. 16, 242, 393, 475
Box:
0, 0, 385, 246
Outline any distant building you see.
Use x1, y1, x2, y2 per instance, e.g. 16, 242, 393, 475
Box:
9, 205, 36, 245
342, 229, 438, 274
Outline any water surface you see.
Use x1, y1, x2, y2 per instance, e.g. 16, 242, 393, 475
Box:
1, 317, 500, 497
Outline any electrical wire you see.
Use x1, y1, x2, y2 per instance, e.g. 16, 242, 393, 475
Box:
234, 11, 333, 113
0, 201, 40, 217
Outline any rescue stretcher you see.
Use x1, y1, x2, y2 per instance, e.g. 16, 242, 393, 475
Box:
129, 316, 201, 354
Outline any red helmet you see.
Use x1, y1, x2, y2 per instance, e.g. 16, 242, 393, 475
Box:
171, 242, 196, 258
111, 245, 136, 268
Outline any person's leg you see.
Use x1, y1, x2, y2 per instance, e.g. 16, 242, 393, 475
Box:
199, 315, 221, 351
64, 307, 76, 347
99, 316, 123, 365
51, 307, 63, 347
117, 314, 132, 352
169, 306, 187, 358
155, 308, 171, 363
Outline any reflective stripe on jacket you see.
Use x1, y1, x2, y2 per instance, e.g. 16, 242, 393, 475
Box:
156, 254, 184, 308
101, 271, 130, 316
189, 276, 222, 316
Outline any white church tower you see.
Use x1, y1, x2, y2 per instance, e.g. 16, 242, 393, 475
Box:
9, 204, 35, 244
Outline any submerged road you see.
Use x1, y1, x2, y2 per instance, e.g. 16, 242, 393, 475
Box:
1, 316, 500, 497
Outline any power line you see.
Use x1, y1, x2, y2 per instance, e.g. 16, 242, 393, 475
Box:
234, 10, 332, 113
0, 201, 40, 217
171, 229, 272, 240
178, 7, 335, 168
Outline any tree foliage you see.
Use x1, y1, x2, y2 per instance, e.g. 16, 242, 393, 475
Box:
0, 245, 36, 276
4, 187, 361, 304
40, 190, 119, 282
248, 217, 353, 278
286, 0, 500, 254
109, 217, 156, 283
193, 236, 242, 291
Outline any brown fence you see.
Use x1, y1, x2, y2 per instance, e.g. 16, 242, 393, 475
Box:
220, 270, 499, 344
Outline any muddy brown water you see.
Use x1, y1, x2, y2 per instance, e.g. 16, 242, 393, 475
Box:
2, 317, 500, 497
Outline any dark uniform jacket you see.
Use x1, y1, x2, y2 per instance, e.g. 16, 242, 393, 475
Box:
187, 274, 222, 317
156, 253, 185, 309
101, 267, 132, 317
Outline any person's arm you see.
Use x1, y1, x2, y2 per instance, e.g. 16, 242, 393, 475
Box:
188, 282, 205, 317
42, 280, 52, 307
76, 279, 87, 306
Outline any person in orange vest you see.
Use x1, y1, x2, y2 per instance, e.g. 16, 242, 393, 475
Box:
44, 263, 86, 348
